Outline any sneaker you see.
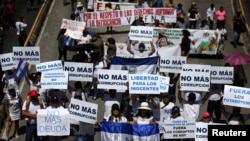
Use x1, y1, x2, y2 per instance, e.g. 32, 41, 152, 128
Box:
15, 133, 19, 139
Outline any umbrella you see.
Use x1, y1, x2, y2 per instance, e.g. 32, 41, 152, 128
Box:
68, 43, 98, 52
224, 53, 250, 65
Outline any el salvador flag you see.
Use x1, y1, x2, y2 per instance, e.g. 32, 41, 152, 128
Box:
16, 59, 27, 80
100, 121, 160, 141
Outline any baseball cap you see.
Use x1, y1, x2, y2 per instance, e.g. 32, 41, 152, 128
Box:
202, 112, 210, 118
171, 106, 180, 114
29, 90, 38, 97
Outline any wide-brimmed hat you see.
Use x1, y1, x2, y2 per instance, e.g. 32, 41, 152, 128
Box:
158, 30, 166, 37
76, 2, 83, 7
138, 102, 151, 110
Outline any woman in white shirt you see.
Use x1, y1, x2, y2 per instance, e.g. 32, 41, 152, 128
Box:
132, 102, 154, 124
107, 104, 127, 123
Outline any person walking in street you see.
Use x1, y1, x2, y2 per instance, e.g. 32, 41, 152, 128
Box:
232, 9, 246, 48
15, 16, 27, 46
215, 6, 226, 28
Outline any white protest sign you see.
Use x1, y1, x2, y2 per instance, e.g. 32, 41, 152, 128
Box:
160, 76, 170, 93
40, 71, 68, 89
84, 8, 176, 27
0, 53, 15, 71
163, 119, 196, 139
180, 64, 211, 92
94, 1, 137, 11
210, 66, 234, 84
160, 56, 186, 73
129, 26, 154, 42
61, 18, 86, 30
69, 99, 98, 124
223, 85, 250, 108
129, 74, 160, 94
12, 46, 40, 64
64, 61, 93, 82
157, 45, 182, 57
37, 109, 70, 136
97, 69, 128, 90
36, 60, 63, 72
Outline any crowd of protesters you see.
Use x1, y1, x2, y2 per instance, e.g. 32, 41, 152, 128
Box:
0, 0, 250, 141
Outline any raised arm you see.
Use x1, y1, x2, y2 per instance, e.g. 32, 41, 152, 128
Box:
127, 41, 134, 54
149, 41, 156, 56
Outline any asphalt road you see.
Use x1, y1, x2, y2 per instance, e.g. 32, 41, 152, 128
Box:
1, 0, 250, 140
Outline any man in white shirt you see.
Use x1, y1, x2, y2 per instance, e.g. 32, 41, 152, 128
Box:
182, 93, 200, 120
206, 3, 216, 29
15, 16, 27, 46
127, 41, 155, 58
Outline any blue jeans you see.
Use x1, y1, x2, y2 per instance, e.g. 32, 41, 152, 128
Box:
233, 31, 241, 45
74, 134, 94, 141
25, 122, 39, 141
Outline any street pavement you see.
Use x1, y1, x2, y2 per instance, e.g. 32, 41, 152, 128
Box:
1, 0, 250, 140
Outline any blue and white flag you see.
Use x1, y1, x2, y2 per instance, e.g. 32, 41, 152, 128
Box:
110, 56, 158, 74
16, 58, 27, 80
100, 121, 160, 141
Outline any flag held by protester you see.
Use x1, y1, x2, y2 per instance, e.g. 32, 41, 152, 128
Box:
16, 58, 27, 80
100, 121, 160, 141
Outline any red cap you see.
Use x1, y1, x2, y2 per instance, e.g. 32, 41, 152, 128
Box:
29, 90, 38, 97
202, 112, 210, 118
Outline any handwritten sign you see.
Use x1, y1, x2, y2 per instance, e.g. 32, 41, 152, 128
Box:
37, 109, 70, 136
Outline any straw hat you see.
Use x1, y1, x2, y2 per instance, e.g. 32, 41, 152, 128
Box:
76, 2, 83, 7
138, 102, 151, 110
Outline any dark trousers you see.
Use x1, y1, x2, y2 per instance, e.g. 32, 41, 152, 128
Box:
207, 100, 221, 120
25, 122, 39, 141
58, 48, 67, 61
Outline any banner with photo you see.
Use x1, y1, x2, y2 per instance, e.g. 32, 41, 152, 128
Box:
84, 8, 176, 27
94, 1, 137, 11
153, 28, 219, 55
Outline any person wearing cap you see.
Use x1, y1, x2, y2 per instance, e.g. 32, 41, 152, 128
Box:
3, 84, 22, 140
74, 1, 86, 21
159, 94, 175, 121
106, 103, 127, 122
22, 90, 45, 141
127, 40, 155, 58
168, 106, 183, 120
199, 112, 213, 123
131, 102, 154, 124
156, 30, 170, 47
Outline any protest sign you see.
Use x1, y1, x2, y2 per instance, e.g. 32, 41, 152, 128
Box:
129, 26, 154, 42
94, 1, 136, 11
69, 99, 98, 124
37, 109, 70, 136
153, 28, 219, 55
0, 53, 15, 71
84, 8, 176, 27
223, 85, 250, 108
36, 60, 63, 72
129, 73, 160, 94
60, 18, 86, 39
40, 71, 68, 89
157, 45, 181, 57
64, 61, 93, 82
159, 76, 170, 93
97, 69, 128, 90
163, 119, 196, 139
180, 64, 211, 92
160, 56, 186, 73
111, 43, 134, 58
210, 66, 234, 84
12, 46, 40, 64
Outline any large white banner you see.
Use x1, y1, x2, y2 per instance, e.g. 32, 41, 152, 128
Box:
69, 99, 98, 124
180, 64, 211, 92
223, 85, 250, 108
163, 119, 196, 139
40, 71, 68, 89
36, 60, 63, 72
0, 53, 15, 71
64, 61, 93, 82
129, 73, 160, 94
160, 56, 186, 73
94, 1, 137, 11
12, 46, 40, 64
210, 66, 234, 84
157, 45, 182, 57
37, 109, 70, 136
153, 28, 219, 55
97, 69, 128, 90
84, 8, 176, 27
129, 26, 154, 42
